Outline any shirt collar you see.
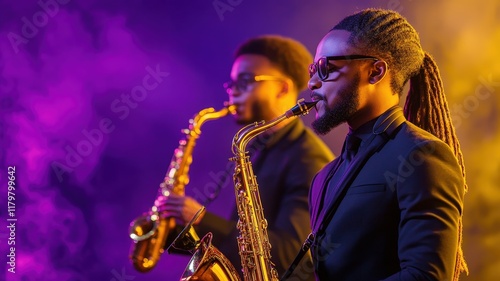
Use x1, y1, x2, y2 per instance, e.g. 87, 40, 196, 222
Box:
348, 105, 402, 145
256, 118, 300, 149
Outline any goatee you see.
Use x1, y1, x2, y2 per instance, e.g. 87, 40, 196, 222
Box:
312, 74, 360, 135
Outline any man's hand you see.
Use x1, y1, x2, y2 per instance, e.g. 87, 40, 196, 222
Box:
154, 194, 205, 225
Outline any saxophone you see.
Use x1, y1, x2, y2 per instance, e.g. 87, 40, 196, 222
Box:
177, 99, 317, 281
128, 103, 236, 272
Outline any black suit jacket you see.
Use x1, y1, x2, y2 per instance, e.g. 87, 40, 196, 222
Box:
309, 107, 465, 281
198, 118, 334, 280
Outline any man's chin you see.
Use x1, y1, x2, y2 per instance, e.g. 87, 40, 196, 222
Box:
234, 115, 250, 126
311, 122, 331, 135
312, 116, 344, 135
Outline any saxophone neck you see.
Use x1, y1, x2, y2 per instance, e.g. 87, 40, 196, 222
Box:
190, 103, 236, 135
164, 103, 236, 192
232, 99, 317, 154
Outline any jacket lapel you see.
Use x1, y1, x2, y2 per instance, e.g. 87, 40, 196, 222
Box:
314, 106, 406, 234
310, 159, 342, 229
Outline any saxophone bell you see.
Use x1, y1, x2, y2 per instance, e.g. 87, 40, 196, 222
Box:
128, 103, 236, 273
129, 211, 160, 241
176, 99, 317, 281
181, 233, 241, 281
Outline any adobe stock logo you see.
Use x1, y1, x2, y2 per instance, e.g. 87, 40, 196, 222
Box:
7, 0, 72, 54
110, 267, 135, 281
213, 0, 243, 21
450, 74, 499, 128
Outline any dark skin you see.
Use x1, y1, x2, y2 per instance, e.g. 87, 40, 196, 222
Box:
309, 30, 397, 131
155, 54, 298, 225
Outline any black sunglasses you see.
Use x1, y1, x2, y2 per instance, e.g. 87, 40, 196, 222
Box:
309, 55, 379, 81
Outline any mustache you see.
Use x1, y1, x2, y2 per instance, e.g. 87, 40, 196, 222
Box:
309, 92, 324, 102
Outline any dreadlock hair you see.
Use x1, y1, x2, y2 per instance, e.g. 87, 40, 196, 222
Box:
234, 35, 313, 93
333, 8, 468, 280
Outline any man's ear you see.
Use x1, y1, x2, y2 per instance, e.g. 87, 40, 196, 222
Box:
278, 78, 294, 97
369, 60, 388, 84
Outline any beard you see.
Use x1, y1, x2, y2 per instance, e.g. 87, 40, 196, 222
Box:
312, 74, 360, 135
234, 100, 267, 126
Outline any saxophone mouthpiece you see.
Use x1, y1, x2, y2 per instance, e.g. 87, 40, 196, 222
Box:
285, 99, 318, 118
223, 101, 237, 115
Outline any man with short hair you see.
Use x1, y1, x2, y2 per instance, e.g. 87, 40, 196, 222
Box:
158, 35, 334, 280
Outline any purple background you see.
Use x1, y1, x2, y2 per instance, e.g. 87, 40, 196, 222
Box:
1, 0, 499, 280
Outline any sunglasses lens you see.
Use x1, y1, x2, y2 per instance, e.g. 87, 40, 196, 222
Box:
308, 64, 316, 78
318, 58, 328, 80
236, 80, 248, 92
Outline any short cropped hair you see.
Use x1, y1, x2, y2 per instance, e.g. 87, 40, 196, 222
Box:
234, 35, 313, 92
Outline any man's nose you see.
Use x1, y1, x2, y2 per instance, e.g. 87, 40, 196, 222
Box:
308, 75, 322, 91
227, 87, 242, 98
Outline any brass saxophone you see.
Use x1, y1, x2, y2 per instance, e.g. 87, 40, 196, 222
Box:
128, 103, 236, 272
177, 99, 317, 281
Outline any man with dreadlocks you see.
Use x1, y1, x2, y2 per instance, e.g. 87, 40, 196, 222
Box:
306, 8, 467, 281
